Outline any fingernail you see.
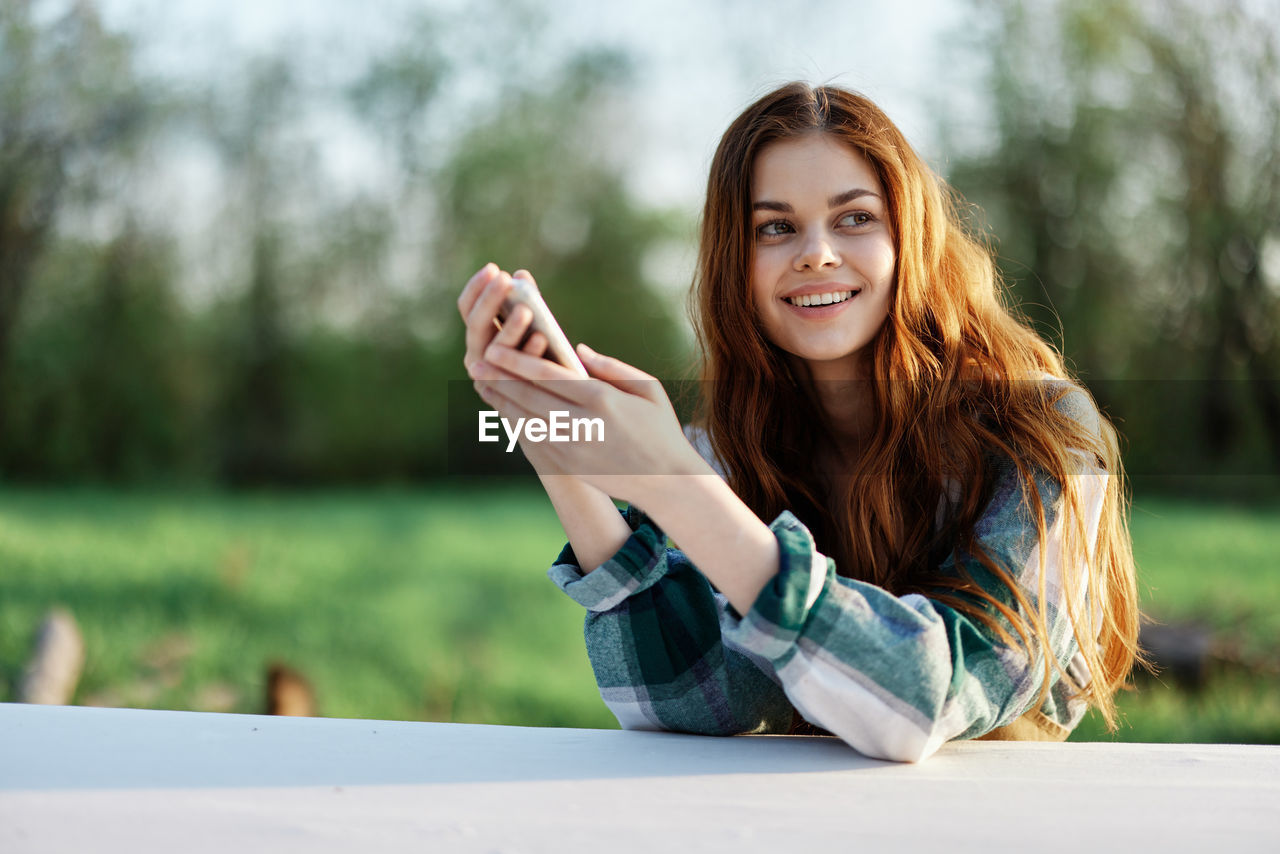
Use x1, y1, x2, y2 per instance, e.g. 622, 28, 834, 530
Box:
469, 361, 488, 378
577, 343, 595, 358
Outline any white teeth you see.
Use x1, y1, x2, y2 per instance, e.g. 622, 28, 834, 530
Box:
785, 290, 855, 307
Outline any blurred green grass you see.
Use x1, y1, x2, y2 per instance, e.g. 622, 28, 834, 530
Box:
1, 486, 1276, 742
0, 485, 615, 728
1072, 496, 1280, 743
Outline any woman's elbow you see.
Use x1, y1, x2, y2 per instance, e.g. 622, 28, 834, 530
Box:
783, 678, 952, 762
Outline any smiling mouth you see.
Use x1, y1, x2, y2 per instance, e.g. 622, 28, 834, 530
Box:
783, 289, 860, 307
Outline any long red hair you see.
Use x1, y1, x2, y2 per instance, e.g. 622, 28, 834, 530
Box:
691, 82, 1142, 728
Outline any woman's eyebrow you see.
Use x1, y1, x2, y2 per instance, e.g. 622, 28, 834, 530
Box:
751, 188, 882, 213
828, 188, 881, 207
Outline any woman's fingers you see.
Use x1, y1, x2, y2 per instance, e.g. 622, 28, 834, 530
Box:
492, 304, 533, 350
481, 344, 593, 406
457, 262, 498, 319
463, 270, 513, 369
484, 343, 667, 412
484, 340, 578, 382
477, 365, 584, 426
576, 344, 664, 401
461, 264, 551, 372
522, 331, 550, 358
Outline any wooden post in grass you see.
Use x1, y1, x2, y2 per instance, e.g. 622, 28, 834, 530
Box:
19, 608, 85, 705
266, 662, 316, 716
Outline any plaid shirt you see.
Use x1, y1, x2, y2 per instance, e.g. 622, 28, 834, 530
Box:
548, 398, 1107, 763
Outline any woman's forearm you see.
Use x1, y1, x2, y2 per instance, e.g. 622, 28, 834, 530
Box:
538, 474, 633, 571
633, 474, 779, 616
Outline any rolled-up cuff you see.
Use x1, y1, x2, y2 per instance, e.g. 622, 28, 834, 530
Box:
547, 505, 671, 612
722, 510, 832, 664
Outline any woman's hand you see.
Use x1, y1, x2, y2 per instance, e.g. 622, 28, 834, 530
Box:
474, 320, 780, 612
467, 306, 711, 508
458, 262, 545, 374
460, 263, 635, 568
458, 263, 567, 476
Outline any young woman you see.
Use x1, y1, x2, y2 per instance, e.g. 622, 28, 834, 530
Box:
457, 82, 1142, 762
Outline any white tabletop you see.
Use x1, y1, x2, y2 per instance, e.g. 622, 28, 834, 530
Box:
2, 702, 1277, 853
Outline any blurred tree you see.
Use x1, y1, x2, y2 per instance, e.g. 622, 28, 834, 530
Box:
1132, 2, 1280, 464
202, 58, 314, 483
945, 0, 1280, 475
431, 49, 685, 370
346, 13, 449, 186
3, 225, 194, 479
0, 0, 154, 452
349, 2, 686, 370
1, 0, 689, 483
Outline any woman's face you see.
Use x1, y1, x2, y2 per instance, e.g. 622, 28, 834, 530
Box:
750, 133, 895, 381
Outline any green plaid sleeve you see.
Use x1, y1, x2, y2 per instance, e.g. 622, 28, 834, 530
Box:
721, 457, 1102, 762
548, 505, 795, 734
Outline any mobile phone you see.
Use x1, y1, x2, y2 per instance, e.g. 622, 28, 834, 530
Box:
495, 275, 590, 378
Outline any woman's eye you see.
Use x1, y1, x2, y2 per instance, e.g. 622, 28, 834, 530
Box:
840, 211, 872, 227
757, 220, 793, 237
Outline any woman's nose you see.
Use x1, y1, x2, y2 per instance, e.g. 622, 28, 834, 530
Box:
794, 231, 841, 271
